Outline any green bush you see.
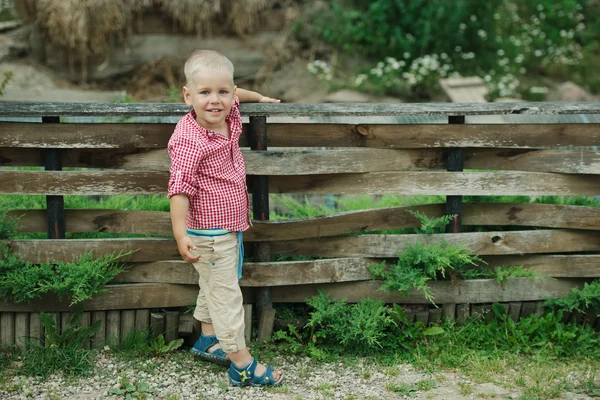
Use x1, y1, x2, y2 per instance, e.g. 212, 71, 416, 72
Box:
370, 211, 484, 304
309, 0, 597, 98
0, 245, 133, 305
543, 279, 600, 314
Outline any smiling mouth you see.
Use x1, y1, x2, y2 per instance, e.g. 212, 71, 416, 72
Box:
208, 109, 222, 113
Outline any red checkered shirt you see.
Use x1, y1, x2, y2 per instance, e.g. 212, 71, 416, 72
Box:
167, 96, 251, 231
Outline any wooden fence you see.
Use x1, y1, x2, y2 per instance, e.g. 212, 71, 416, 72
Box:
1, 101, 600, 346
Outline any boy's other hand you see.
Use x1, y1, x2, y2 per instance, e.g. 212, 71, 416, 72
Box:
177, 235, 200, 263
258, 95, 281, 103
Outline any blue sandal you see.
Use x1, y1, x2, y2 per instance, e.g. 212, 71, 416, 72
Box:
229, 358, 283, 387
190, 333, 230, 367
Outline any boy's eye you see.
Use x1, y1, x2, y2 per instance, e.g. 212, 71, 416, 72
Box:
220, 90, 228, 94
200, 91, 209, 95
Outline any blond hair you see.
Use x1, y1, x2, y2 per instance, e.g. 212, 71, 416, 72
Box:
184, 50, 234, 85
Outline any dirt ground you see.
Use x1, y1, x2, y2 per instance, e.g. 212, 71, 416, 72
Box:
0, 350, 597, 400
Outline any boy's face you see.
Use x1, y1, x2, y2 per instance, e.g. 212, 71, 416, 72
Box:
183, 71, 236, 131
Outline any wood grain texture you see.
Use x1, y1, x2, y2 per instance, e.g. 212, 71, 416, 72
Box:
0, 123, 173, 148
8, 204, 600, 241
4, 147, 599, 175
0, 284, 198, 312
265, 124, 600, 148
3, 123, 599, 150
1, 101, 598, 117
5, 229, 600, 263
465, 148, 600, 174
0, 278, 585, 311
268, 171, 600, 196
269, 277, 585, 304
2, 170, 599, 195
269, 230, 600, 258
114, 253, 600, 286
116, 257, 380, 286
482, 254, 600, 277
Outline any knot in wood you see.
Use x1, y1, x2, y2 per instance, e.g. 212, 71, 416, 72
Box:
356, 125, 370, 137
491, 235, 503, 244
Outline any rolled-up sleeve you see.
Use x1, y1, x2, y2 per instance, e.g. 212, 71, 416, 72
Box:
168, 135, 203, 199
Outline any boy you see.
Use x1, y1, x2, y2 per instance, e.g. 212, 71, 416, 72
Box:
168, 50, 283, 387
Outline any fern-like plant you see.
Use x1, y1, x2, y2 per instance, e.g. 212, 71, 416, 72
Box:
370, 210, 484, 304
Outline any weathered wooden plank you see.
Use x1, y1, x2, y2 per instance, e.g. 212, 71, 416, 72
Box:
114, 253, 600, 286
14, 312, 29, 348
135, 309, 150, 332
79, 312, 91, 349
6, 230, 600, 263
120, 310, 135, 340
269, 278, 585, 304
270, 230, 600, 258
0, 312, 15, 346
106, 310, 120, 346
9, 204, 600, 240
5, 147, 599, 175
8, 205, 439, 237
520, 302, 537, 318
1, 147, 442, 173
2, 170, 600, 196
7, 238, 180, 263
0, 122, 600, 150
0, 284, 198, 312
483, 255, 600, 277
243, 304, 252, 344
243, 148, 445, 174
164, 311, 179, 343
508, 302, 522, 322
150, 312, 165, 337
257, 308, 276, 343
29, 313, 42, 346
0, 170, 168, 195
465, 149, 600, 174
116, 258, 379, 286
268, 171, 600, 196
264, 124, 600, 148
0, 122, 173, 148
429, 308, 442, 325
1, 101, 598, 117
464, 203, 600, 231
91, 311, 106, 348
441, 304, 456, 321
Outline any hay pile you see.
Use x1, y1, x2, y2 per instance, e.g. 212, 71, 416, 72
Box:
13, 0, 280, 80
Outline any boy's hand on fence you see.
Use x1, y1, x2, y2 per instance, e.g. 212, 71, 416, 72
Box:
177, 236, 200, 263
258, 95, 281, 103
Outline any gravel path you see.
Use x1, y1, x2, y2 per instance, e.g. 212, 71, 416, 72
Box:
0, 349, 595, 400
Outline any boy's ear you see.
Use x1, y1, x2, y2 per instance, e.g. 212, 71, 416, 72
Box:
183, 86, 192, 106
233, 85, 237, 95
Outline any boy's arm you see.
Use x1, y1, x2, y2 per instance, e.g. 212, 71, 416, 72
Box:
236, 88, 280, 103
170, 194, 200, 263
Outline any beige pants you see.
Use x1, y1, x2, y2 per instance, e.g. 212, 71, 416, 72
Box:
190, 232, 246, 353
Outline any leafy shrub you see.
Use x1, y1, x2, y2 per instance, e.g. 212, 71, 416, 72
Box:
306, 292, 396, 349
370, 211, 484, 304
0, 246, 133, 305
308, 0, 597, 98
543, 279, 600, 314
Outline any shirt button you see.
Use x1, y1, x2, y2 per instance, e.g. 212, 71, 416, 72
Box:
234, 163, 239, 168
208, 132, 213, 137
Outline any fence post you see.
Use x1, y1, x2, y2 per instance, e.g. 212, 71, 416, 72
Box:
42, 116, 65, 239
445, 115, 465, 233
248, 116, 275, 342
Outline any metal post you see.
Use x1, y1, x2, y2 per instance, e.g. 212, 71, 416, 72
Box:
42, 116, 65, 239
445, 116, 465, 233
248, 116, 275, 341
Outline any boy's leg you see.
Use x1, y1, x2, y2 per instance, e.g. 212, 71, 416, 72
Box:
191, 233, 246, 353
